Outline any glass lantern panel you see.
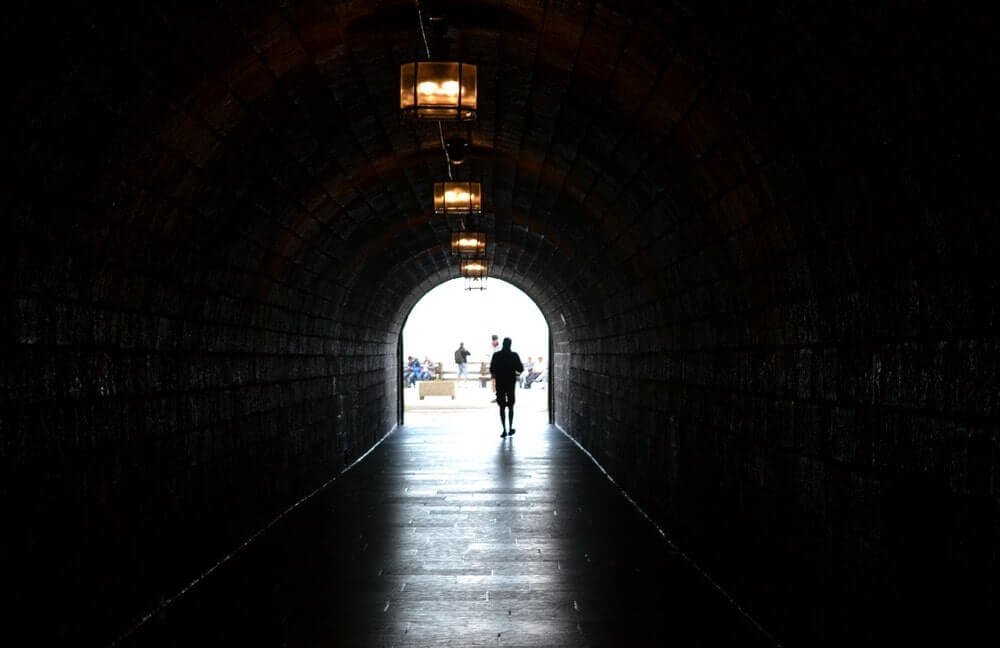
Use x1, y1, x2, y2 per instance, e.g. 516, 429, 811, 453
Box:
416, 62, 460, 107
452, 232, 486, 255
460, 64, 477, 114
399, 63, 416, 110
435, 182, 482, 214
461, 260, 488, 278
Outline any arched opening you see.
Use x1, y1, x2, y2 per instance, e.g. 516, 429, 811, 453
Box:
399, 278, 552, 428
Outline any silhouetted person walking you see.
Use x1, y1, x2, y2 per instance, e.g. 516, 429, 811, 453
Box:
489, 337, 523, 437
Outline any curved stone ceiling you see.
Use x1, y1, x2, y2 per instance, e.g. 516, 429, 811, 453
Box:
11, 0, 770, 342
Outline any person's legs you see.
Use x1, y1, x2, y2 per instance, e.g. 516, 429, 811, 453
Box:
496, 385, 515, 435
507, 388, 516, 433
497, 388, 514, 436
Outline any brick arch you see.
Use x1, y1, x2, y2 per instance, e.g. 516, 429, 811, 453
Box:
114, 0, 749, 300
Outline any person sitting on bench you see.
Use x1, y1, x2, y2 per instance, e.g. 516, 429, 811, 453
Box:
523, 355, 543, 388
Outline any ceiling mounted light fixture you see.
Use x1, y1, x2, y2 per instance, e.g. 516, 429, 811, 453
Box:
464, 277, 487, 291
461, 256, 488, 291
400, 61, 477, 121
434, 181, 482, 215
460, 257, 488, 278
451, 232, 486, 256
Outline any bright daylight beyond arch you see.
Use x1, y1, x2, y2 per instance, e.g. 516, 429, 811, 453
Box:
401, 278, 550, 417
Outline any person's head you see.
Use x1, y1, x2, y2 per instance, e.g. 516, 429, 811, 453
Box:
502, 337, 512, 349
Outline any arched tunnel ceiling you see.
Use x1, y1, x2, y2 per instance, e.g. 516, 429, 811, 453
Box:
10, 1, 972, 339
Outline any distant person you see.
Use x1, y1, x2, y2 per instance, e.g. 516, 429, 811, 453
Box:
405, 356, 420, 387
409, 356, 429, 383
454, 342, 471, 383
489, 334, 500, 401
524, 355, 543, 389
489, 337, 523, 438
520, 356, 534, 387
423, 356, 439, 380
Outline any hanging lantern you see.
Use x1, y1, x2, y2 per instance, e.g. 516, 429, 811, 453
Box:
434, 181, 482, 216
451, 232, 486, 256
400, 61, 477, 121
460, 258, 488, 278
464, 276, 487, 291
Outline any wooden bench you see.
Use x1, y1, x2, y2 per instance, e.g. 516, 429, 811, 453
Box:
418, 380, 456, 399
437, 362, 493, 388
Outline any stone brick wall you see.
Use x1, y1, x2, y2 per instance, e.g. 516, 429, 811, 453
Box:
2, 34, 400, 637
4, 246, 397, 644
546, 6, 998, 644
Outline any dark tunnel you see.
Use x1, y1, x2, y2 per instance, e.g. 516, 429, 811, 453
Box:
3, 1, 998, 645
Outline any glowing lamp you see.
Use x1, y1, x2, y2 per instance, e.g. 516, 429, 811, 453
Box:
434, 181, 482, 216
451, 232, 486, 256
400, 62, 477, 121
460, 258, 488, 278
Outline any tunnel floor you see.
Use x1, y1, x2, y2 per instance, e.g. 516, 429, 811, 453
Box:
121, 405, 775, 647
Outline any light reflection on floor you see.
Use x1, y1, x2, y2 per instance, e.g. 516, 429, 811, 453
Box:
382, 386, 573, 644
123, 380, 775, 646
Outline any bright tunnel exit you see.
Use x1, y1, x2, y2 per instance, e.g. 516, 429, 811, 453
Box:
401, 278, 550, 426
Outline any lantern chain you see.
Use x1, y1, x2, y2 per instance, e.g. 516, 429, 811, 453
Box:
416, 1, 455, 180
415, 0, 432, 58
